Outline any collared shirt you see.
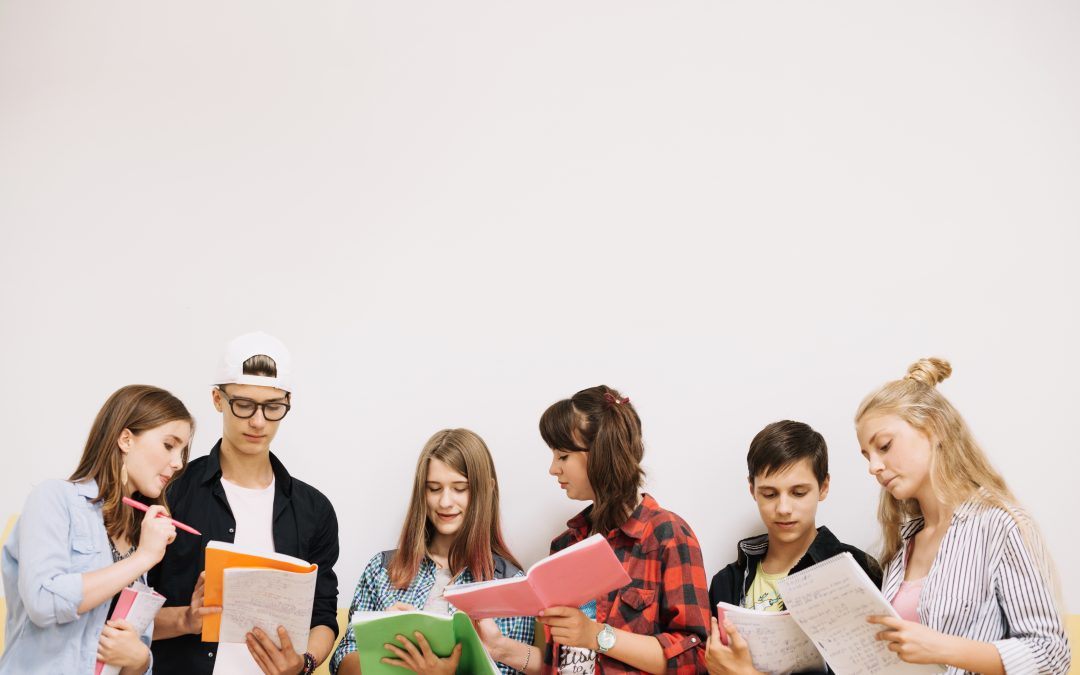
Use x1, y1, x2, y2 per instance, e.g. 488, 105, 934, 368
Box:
541, 494, 710, 675
148, 441, 340, 675
0, 478, 153, 674
330, 552, 535, 675
881, 499, 1070, 675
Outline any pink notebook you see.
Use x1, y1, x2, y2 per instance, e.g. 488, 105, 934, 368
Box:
442, 534, 631, 618
95, 583, 166, 675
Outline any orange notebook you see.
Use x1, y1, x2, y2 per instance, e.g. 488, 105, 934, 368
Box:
202, 540, 318, 645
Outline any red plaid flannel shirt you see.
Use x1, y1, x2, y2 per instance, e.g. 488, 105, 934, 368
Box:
541, 494, 710, 674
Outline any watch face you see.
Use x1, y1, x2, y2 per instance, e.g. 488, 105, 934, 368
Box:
597, 626, 616, 651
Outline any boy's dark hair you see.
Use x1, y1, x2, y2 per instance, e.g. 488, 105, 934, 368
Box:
215, 355, 290, 400
747, 420, 828, 486
242, 354, 277, 377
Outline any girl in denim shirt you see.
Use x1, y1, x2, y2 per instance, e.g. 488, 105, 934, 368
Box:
1, 385, 193, 674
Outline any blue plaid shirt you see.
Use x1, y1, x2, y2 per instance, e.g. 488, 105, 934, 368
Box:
330, 552, 535, 674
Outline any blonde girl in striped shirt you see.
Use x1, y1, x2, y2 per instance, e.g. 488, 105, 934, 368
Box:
854, 358, 1070, 675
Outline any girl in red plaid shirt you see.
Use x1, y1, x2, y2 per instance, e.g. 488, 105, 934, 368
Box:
482, 385, 710, 674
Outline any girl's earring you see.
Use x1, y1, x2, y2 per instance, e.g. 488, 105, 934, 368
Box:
120, 462, 129, 487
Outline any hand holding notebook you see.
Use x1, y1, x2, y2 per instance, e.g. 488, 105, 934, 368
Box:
714, 602, 826, 675
350, 610, 500, 675
95, 583, 166, 675
202, 540, 318, 651
443, 534, 630, 618
775, 553, 944, 675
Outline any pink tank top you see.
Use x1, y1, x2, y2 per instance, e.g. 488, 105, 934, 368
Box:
891, 577, 925, 622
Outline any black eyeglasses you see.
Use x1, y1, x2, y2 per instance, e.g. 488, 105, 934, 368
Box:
216, 388, 291, 421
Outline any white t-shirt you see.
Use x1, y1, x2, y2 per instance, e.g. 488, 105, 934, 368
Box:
422, 565, 453, 614
558, 646, 597, 674
213, 477, 277, 675
558, 599, 597, 674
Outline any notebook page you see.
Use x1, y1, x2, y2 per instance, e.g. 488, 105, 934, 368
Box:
777, 553, 944, 675
716, 602, 825, 675
219, 567, 317, 651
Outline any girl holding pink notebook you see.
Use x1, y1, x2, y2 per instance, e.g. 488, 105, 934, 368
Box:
0, 385, 192, 675
482, 385, 711, 674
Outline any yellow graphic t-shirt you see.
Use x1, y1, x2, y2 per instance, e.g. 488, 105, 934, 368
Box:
743, 561, 787, 611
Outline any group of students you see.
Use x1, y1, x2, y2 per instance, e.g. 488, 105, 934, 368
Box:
0, 331, 1071, 675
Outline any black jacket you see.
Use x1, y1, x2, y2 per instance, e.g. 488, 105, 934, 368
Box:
707, 526, 883, 675
148, 441, 340, 675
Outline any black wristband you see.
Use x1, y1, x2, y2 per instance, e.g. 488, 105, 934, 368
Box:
300, 652, 316, 675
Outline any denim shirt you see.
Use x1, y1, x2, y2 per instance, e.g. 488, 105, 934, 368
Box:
0, 478, 154, 674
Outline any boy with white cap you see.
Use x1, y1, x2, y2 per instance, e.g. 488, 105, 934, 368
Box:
149, 332, 339, 675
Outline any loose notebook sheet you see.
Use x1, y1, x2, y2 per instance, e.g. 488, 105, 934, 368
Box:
776, 553, 944, 675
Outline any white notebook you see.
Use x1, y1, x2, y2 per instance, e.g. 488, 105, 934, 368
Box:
715, 602, 826, 675
776, 552, 944, 675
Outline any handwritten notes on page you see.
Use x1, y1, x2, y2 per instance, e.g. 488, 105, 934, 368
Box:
219, 566, 318, 651
777, 553, 944, 675
716, 602, 825, 675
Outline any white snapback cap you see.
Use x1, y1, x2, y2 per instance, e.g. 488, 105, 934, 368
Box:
214, 331, 293, 392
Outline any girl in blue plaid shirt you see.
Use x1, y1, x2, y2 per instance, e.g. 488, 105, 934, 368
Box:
330, 429, 535, 675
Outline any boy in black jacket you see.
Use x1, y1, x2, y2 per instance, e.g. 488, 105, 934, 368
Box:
705, 421, 882, 675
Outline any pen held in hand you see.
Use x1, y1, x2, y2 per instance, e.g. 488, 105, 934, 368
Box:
122, 496, 202, 536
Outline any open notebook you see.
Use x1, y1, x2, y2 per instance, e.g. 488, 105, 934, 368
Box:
443, 533, 630, 618
771, 552, 945, 675
715, 602, 826, 675
202, 540, 318, 652
350, 610, 500, 675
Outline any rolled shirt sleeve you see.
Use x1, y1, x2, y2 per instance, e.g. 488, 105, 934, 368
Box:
15, 481, 86, 627
654, 523, 709, 668
990, 521, 1071, 675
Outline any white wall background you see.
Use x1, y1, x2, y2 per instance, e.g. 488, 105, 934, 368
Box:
1, 0, 1077, 612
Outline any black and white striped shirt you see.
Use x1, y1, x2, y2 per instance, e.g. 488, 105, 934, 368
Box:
881, 499, 1071, 674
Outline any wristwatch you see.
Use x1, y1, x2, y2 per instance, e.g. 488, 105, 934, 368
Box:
596, 623, 616, 654
299, 652, 316, 675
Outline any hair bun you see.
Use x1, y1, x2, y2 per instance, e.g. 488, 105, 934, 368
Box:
905, 357, 952, 387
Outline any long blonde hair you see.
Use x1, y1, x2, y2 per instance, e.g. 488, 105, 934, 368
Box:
854, 358, 1056, 595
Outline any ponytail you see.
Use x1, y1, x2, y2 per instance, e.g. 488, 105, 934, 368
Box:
540, 385, 645, 534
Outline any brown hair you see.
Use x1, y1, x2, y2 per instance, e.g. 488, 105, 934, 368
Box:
388, 429, 520, 588
539, 385, 644, 535
217, 354, 290, 399
241, 354, 277, 377
747, 420, 829, 486
69, 385, 194, 545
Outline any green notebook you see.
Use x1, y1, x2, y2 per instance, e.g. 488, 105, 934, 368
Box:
351, 610, 500, 675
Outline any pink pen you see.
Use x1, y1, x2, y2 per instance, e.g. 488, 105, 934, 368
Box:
122, 497, 202, 536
